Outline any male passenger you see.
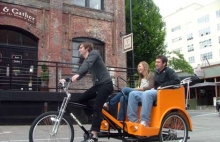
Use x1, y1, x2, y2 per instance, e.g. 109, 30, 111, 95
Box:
127, 55, 180, 127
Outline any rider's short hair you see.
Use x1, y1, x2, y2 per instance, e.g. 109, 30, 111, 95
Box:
79, 42, 94, 52
156, 55, 168, 66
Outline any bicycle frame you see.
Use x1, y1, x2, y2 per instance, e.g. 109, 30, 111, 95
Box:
52, 81, 129, 139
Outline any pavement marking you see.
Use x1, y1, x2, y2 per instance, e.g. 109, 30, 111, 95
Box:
0, 137, 84, 142
191, 113, 217, 117
0, 131, 12, 135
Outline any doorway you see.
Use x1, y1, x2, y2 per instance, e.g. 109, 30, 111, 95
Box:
0, 25, 38, 90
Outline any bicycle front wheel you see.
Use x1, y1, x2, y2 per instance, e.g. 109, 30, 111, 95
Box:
29, 111, 74, 142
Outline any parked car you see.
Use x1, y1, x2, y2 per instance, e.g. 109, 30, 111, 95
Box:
216, 97, 220, 113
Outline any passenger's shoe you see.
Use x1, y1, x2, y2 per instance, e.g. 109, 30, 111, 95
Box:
140, 120, 149, 127
81, 133, 98, 142
103, 103, 109, 110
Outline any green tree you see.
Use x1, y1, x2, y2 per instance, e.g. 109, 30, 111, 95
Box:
149, 51, 194, 74
125, 0, 166, 68
167, 51, 194, 74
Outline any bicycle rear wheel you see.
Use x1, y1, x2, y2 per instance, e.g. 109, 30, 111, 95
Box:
29, 111, 74, 142
159, 112, 188, 142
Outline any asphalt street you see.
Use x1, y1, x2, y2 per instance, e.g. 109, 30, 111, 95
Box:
0, 109, 219, 142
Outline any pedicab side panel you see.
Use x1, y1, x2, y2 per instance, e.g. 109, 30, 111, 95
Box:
151, 86, 192, 131
126, 86, 192, 137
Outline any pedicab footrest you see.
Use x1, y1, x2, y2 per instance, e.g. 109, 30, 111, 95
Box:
125, 122, 160, 137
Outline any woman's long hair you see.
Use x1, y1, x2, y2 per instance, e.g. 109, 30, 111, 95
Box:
137, 61, 150, 87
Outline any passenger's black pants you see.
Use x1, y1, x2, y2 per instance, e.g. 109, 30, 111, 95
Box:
78, 81, 113, 131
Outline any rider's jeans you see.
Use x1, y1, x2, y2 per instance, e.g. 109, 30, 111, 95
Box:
107, 87, 135, 120
127, 89, 157, 123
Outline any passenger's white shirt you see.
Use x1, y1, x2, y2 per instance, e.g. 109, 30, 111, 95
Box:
139, 79, 149, 88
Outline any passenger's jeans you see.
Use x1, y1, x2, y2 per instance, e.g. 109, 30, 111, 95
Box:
127, 89, 157, 122
107, 87, 135, 120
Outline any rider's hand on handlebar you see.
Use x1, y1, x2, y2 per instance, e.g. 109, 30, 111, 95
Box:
71, 74, 80, 82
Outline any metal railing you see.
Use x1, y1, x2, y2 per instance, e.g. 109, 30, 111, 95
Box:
0, 57, 137, 92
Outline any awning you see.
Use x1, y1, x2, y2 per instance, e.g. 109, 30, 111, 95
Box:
190, 82, 220, 88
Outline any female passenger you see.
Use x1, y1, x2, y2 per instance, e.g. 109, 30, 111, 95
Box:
103, 61, 154, 121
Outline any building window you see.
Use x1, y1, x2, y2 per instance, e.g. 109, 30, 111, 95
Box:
200, 52, 212, 61
199, 27, 210, 36
188, 56, 195, 63
187, 44, 194, 52
217, 23, 220, 31
198, 15, 209, 24
199, 39, 212, 49
72, 37, 105, 72
172, 37, 182, 43
187, 33, 193, 40
216, 10, 220, 18
73, 0, 103, 10
0, 26, 38, 47
173, 47, 182, 53
171, 26, 181, 32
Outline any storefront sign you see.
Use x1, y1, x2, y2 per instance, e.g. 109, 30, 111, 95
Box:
122, 33, 133, 53
0, 4, 36, 26
12, 55, 22, 64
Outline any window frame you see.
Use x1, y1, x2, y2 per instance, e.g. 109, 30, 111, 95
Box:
188, 56, 195, 63
0, 26, 38, 48
216, 10, 220, 18
72, 37, 105, 72
73, 0, 104, 10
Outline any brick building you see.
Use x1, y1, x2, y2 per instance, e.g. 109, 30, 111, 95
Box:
0, 0, 126, 90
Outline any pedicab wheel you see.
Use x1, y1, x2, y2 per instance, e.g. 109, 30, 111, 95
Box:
29, 111, 74, 142
159, 112, 188, 142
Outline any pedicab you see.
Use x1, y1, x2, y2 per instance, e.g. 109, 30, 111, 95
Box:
29, 77, 194, 142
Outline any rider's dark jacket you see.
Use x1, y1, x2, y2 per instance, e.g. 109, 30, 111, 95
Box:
77, 50, 112, 86
154, 67, 180, 89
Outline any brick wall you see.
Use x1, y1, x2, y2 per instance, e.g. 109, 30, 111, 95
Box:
0, 0, 127, 91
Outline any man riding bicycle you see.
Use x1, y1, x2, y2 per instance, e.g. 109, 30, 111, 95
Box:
60, 42, 113, 142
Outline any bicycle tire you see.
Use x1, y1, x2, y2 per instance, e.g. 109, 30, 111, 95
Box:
159, 112, 188, 142
29, 111, 74, 142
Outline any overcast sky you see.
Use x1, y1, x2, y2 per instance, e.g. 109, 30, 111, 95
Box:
153, 0, 218, 17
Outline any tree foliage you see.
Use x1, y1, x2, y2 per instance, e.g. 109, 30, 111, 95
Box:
125, 0, 194, 75
167, 51, 194, 74
149, 51, 194, 74
125, 0, 166, 68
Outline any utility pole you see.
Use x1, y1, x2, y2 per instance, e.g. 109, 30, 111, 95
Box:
129, 0, 135, 87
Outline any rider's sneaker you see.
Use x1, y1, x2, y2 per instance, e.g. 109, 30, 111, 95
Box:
140, 120, 149, 127
81, 133, 98, 142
